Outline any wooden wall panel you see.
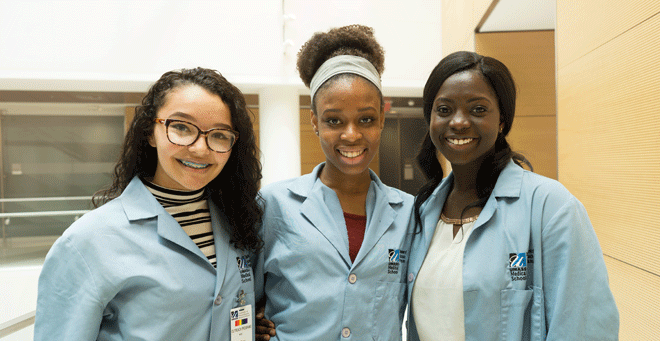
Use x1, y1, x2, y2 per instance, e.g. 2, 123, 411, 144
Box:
249, 107, 259, 151
557, 13, 660, 276
475, 31, 557, 179
557, 4, 660, 339
475, 31, 556, 117
604, 257, 660, 339
507, 116, 556, 179
556, 0, 660, 68
124, 106, 136, 135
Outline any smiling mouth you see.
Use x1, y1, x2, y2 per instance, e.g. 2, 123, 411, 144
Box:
446, 138, 475, 145
179, 160, 210, 169
338, 149, 366, 158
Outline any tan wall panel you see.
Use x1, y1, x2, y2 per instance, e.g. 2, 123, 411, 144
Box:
604, 257, 660, 340
249, 108, 259, 151
442, 0, 493, 54
556, 1, 660, 68
557, 14, 660, 276
557, 4, 660, 339
475, 31, 556, 118
124, 106, 136, 135
507, 116, 557, 179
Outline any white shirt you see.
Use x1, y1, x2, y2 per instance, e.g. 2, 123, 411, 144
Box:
411, 219, 475, 341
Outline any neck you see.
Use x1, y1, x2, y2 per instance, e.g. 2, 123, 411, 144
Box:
449, 162, 480, 193
319, 165, 372, 196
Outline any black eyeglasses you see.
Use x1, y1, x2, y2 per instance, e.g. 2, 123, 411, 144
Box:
154, 119, 238, 153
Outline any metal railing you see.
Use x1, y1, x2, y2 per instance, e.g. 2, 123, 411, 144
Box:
0, 311, 35, 338
1, 196, 92, 239
0, 196, 92, 203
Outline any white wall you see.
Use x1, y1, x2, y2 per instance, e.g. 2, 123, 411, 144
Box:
0, 0, 441, 95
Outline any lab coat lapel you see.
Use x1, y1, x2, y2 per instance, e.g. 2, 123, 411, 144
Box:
121, 177, 215, 271
156, 211, 216, 272
352, 174, 399, 268
299, 181, 352, 267
209, 201, 229, 292
473, 160, 523, 231
291, 164, 352, 267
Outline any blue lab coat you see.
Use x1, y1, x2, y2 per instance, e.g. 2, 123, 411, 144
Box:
35, 176, 255, 340
407, 161, 619, 340
255, 163, 414, 340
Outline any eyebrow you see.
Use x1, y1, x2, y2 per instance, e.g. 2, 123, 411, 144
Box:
321, 106, 378, 116
169, 112, 233, 130
434, 96, 494, 105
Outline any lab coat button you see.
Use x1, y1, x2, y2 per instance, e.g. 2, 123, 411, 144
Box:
348, 273, 357, 284
214, 295, 223, 305
341, 327, 351, 337
408, 273, 414, 282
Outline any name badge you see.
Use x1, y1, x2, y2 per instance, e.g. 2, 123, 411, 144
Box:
230, 304, 252, 341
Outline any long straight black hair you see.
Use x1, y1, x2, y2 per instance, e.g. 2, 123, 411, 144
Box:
414, 51, 531, 232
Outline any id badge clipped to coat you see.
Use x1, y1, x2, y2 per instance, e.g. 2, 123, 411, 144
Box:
230, 290, 252, 341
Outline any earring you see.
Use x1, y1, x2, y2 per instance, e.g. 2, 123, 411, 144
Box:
315, 131, 319, 136
499, 127, 503, 134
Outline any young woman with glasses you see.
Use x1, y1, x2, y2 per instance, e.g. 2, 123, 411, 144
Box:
35, 67, 265, 340
254, 25, 414, 341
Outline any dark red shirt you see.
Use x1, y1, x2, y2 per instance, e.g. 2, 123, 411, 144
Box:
344, 212, 367, 262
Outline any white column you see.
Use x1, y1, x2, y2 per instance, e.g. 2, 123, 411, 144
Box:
258, 86, 300, 186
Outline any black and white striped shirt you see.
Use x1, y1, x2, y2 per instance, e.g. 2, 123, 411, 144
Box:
143, 180, 217, 267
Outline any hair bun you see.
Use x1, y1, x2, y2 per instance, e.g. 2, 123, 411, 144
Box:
297, 24, 385, 87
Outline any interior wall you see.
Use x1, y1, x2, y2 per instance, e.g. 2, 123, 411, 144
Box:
441, 0, 493, 54
556, 1, 660, 339
475, 30, 557, 179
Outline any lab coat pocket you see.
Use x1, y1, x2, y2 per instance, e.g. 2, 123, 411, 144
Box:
373, 281, 406, 341
500, 289, 533, 341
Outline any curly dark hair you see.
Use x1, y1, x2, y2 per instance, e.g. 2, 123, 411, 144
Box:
414, 51, 532, 233
297, 24, 385, 113
93, 67, 263, 251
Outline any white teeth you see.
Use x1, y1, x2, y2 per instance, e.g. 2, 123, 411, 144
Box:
180, 160, 209, 169
339, 150, 365, 158
447, 138, 474, 145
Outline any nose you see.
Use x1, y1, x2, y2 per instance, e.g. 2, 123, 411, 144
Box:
188, 134, 211, 154
449, 109, 470, 131
340, 123, 362, 141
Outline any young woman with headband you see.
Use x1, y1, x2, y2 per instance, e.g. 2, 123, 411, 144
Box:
35, 68, 264, 340
406, 51, 618, 340
254, 25, 414, 340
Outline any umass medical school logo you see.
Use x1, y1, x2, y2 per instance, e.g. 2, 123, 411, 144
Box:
388, 249, 407, 274
508, 250, 533, 281
236, 256, 252, 283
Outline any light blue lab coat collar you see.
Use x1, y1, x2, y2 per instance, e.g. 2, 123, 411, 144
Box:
289, 163, 404, 268
418, 160, 524, 254
119, 177, 226, 285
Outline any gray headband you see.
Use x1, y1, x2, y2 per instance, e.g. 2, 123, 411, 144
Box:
309, 55, 382, 101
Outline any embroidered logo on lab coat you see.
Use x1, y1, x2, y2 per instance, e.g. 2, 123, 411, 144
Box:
508, 250, 534, 281
388, 249, 407, 274
236, 256, 252, 283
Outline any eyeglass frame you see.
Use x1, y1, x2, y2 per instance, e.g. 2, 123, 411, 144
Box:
153, 118, 239, 153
